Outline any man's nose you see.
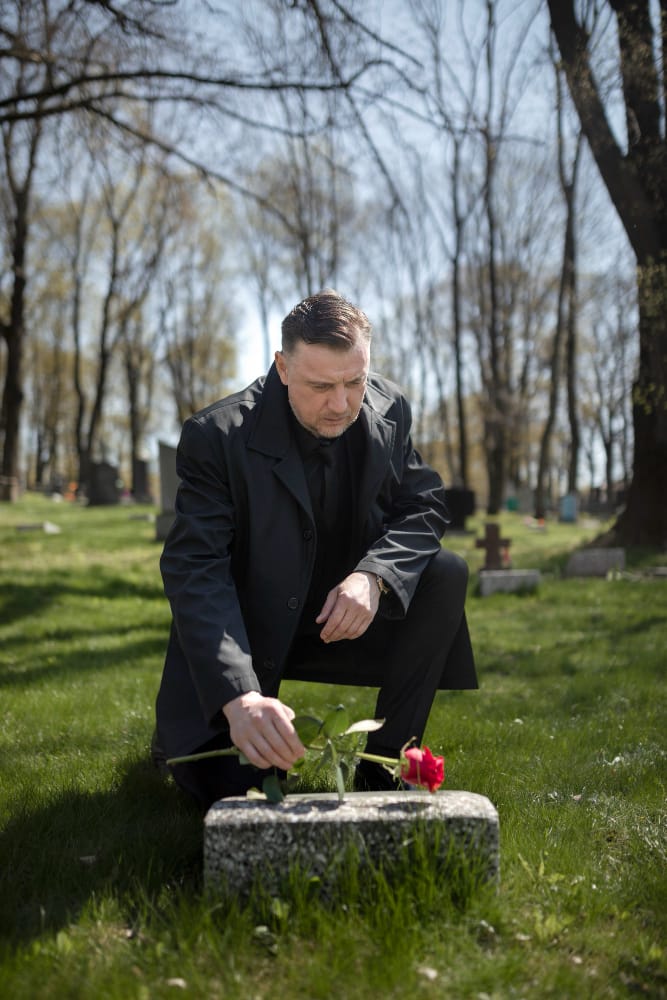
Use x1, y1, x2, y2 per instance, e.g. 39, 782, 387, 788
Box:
328, 385, 348, 412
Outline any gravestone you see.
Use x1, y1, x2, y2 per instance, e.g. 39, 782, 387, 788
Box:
88, 462, 121, 505
559, 493, 578, 523
566, 548, 626, 577
16, 521, 61, 534
132, 458, 153, 504
475, 522, 511, 570
445, 488, 476, 532
204, 791, 499, 895
155, 441, 179, 541
478, 569, 540, 597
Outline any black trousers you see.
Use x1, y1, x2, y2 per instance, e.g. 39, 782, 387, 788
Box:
169, 548, 476, 810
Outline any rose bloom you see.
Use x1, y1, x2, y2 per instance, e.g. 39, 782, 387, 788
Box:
400, 746, 445, 792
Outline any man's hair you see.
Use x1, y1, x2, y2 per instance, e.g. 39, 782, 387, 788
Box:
281, 289, 372, 354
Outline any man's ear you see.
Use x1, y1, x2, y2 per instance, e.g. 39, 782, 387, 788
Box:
274, 350, 288, 385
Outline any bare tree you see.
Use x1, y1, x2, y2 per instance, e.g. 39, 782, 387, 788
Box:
534, 51, 584, 519
548, 0, 667, 545
0, 0, 381, 499
157, 192, 238, 424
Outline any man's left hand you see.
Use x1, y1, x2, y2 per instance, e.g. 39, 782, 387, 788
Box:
316, 571, 379, 643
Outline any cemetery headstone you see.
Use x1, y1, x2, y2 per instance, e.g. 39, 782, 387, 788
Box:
476, 522, 511, 570
478, 569, 540, 597
204, 790, 499, 895
565, 548, 626, 577
132, 458, 153, 504
445, 488, 476, 532
559, 493, 578, 523
475, 521, 542, 596
88, 462, 121, 506
156, 441, 179, 541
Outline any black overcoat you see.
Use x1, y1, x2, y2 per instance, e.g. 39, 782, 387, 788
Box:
156, 364, 453, 758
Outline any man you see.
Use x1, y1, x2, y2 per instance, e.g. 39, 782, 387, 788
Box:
154, 290, 477, 810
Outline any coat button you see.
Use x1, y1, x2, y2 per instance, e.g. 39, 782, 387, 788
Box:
287, 597, 299, 610
263, 658, 275, 671
303, 528, 313, 541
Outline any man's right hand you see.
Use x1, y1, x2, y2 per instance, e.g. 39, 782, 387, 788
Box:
222, 692, 305, 771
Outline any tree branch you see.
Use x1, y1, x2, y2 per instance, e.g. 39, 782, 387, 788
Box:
547, 0, 658, 260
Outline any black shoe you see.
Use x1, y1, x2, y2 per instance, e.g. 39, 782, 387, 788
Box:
353, 760, 415, 792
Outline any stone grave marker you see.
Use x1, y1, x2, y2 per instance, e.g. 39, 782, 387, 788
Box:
476, 522, 510, 570
156, 441, 179, 541
88, 461, 121, 505
132, 457, 153, 504
566, 548, 626, 577
559, 493, 578, 523
475, 522, 541, 596
445, 488, 476, 532
478, 569, 540, 597
204, 790, 499, 895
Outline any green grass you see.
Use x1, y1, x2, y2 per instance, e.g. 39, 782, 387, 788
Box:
0, 494, 666, 998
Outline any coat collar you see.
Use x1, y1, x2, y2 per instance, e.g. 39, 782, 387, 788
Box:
247, 363, 396, 457
247, 364, 397, 521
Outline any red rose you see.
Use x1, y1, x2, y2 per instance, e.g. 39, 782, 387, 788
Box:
400, 746, 445, 792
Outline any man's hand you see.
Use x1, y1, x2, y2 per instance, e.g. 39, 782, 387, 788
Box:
222, 692, 305, 771
316, 571, 380, 643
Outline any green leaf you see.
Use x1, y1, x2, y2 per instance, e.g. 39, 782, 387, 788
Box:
322, 705, 350, 739
262, 774, 285, 802
293, 714, 324, 746
313, 741, 334, 774
343, 718, 386, 736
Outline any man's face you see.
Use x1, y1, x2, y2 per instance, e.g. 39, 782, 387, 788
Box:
275, 338, 370, 439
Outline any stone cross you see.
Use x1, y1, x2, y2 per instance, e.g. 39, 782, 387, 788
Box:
476, 522, 511, 570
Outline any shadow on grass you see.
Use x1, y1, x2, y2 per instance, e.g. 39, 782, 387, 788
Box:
0, 575, 163, 628
0, 757, 202, 947
0, 632, 168, 689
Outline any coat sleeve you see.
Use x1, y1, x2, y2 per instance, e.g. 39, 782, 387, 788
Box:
160, 417, 261, 724
355, 394, 450, 617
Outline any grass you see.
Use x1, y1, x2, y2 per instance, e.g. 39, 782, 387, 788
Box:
0, 494, 666, 998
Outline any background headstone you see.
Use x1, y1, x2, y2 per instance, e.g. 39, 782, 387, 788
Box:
559, 493, 578, 523
479, 569, 541, 596
132, 458, 153, 504
88, 462, 121, 506
566, 548, 626, 577
156, 441, 179, 541
445, 488, 476, 532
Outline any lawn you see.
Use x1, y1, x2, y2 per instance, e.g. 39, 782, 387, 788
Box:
0, 495, 665, 998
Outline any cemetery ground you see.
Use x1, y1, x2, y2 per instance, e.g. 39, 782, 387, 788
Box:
0, 496, 665, 1000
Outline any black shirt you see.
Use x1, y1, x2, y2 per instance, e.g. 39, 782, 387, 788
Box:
291, 415, 365, 635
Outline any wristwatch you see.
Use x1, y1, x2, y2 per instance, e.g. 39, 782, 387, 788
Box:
376, 574, 391, 597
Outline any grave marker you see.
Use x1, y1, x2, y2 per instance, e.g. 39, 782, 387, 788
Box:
88, 462, 121, 506
476, 522, 511, 570
156, 441, 179, 541
566, 548, 626, 577
204, 790, 499, 895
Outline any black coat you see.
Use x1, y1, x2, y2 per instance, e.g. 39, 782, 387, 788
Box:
156, 364, 451, 758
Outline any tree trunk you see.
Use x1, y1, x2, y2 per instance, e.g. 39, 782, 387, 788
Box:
613, 256, 667, 542
1, 189, 29, 499
548, 0, 667, 545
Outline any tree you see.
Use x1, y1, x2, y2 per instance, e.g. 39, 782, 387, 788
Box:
157, 194, 238, 425
0, 0, 379, 499
534, 51, 584, 520
548, 0, 667, 545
